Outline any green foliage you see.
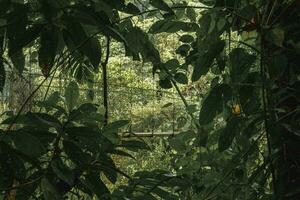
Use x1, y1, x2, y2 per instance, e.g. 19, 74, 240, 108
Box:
149, 20, 198, 34
0, 0, 299, 199
192, 40, 225, 81
149, 0, 173, 14
199, 84, 232, 125
38, 26, 59, 76
0, 90, 146, 199
65, 81, 79, 111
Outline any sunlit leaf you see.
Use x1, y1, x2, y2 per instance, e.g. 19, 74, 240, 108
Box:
65, 81, 79, 111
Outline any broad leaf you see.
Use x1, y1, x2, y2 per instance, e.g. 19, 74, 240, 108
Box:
41, 178, 62, 200
179, 34, 194, 43
82, 173, 110, 198
218, 116, 243, 152
159, 78, 173, 89
81, 37, 101, 69
10, 131, 46, 157
126, 26, 160, 63
51, 157, 75, 186
38, 26, 59, 77
229, 48, 256, 82
199, 84, 232, 125
150, 0, 173, 13
63, 140, 91, 165
9, 50, 25, 74
176, 44, 190, 56
186, 8, 197, 22
266, 28, 285, 47
119, 140, 150, 152
63, 16, 101, 69
149, 20, 198, 34
192, 40, 225, 81
174, 72, 188, 84
65, 81, 79, 111
103, 120, 129, 133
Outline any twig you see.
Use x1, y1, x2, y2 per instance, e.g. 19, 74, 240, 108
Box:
0, 176, 41, 191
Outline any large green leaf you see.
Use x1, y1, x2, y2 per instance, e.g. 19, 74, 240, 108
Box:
8, 24, 43, 55
0, 150, 14, 189
63, 140, 91, 165
65, 127, 99, 138
214, 0, 235, 7
169, 131, 195, 152
63, 16, 101, 69
267, 54, 287, 79
124, 2, 140, 14
103, 120, 129, 133
2, 112, 61, 129
69, 103, 101, 122
186, 7, 197, 22
218, 116, 243, 152
65, 81, 79, 111
38, 26, 59, 76
15, 171, 41, 200
126, 26, 160, 63
174, 72, 188, 84
95, 156, 118, 184
266, 28, 285, 47
119, 140, 150, 152
199, 84, 232, 125
41, 178, 62, 200
159, 78, 173, 89
9, 50, 25, 74
149, 20, 198, 34
179, 34, 194, 43
82, 173, 110, 198
81, 37, 102, 69
51, 157, 75, 186
229, 48, 256, 82
10, 131, 46, 158
192, 39, 225, 81
238, 72, 261, 115
176, 44, 190, 56
149, 0, 173, 13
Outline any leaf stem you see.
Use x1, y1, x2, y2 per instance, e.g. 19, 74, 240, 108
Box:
102, 36, 111, 126
260, 29, 276, 193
